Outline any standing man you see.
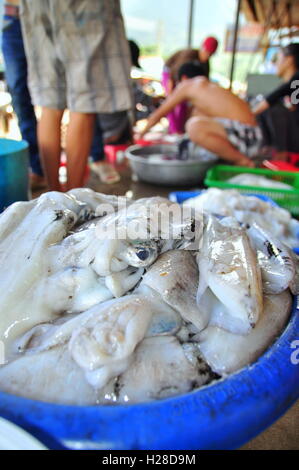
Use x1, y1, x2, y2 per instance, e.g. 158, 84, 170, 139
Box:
20, 0, 132, 191
2, 0, 45, 188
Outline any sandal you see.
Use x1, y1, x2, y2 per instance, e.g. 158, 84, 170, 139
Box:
90, 162, 120, 184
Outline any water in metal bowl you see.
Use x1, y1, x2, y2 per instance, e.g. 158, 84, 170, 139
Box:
126, 144, 218, 187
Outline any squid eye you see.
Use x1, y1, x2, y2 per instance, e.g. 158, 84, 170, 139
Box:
136, 249, 150, 261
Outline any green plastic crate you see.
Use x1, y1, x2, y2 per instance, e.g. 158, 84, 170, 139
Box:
204, 165, 299, 215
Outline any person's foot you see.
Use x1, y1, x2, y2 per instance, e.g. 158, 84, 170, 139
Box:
90, 162, 120, 184
30, 173, 47, 190
237, 157, 255, 168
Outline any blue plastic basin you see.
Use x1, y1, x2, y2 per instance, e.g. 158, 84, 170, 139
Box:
0, 298, 298, 450
0, 189, 297, 449
0, 138, 29, 212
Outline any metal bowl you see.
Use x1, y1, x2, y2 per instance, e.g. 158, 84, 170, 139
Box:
126, 144, 218, 187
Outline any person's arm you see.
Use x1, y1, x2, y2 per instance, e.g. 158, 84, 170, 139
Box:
254, 80, 293, 115
140, 82, 189, 136
253, 99, 270, 115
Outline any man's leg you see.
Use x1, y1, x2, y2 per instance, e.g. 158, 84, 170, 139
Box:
2, 16, 44, 178
38, 107, 64, 191
186, 116, 254, 167
66, 112, 95, 190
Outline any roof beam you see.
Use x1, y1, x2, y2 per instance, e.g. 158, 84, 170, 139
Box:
254, 0, 266, 23
242, 0, 257, 22
229, 0, 242, 90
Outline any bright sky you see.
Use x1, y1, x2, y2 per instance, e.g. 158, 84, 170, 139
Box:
122, 0, 241, 54
0, 0, 240, 53
0, 0, 244, 80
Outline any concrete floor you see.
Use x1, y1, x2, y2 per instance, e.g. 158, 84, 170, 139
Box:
85, 162, 193, 199
32, 161, 298, 450
241, 402, 298, 450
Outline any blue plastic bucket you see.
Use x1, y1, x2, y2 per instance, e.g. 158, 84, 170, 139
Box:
0, 298, 298, 450
0, 138, 30, 212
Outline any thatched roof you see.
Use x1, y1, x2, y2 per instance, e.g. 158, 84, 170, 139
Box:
242, 0, 299, 28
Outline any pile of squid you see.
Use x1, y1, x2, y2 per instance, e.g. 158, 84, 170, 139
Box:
183, 188, 299, 249
0, 188, 297, 405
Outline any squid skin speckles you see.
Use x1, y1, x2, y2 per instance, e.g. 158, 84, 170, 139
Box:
246, 223, 297, 295
197, 215, 263, 335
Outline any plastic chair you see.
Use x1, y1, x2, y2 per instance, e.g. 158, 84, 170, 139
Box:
104, 144, 129, 164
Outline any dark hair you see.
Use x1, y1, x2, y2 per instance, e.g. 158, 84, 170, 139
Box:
177, 61, 206, 80
282, 43, 299, 70
128, 39, 141, 68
